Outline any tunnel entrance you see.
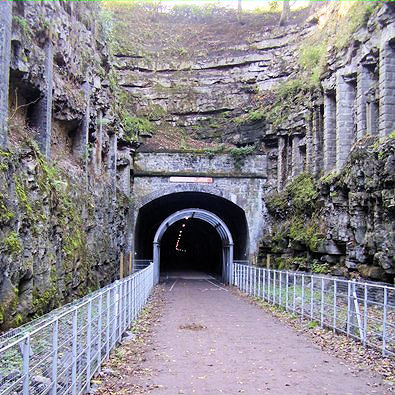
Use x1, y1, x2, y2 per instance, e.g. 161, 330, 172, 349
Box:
153, 209, 234, 283
160, 218, 222, 276
134, 192, 249, 282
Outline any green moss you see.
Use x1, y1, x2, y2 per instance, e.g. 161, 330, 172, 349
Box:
299, 43, 327, 86
229, 145, 256, 170
0, 149, 12, 158
308, 320, 319, 329
32, 286, 59, 317
311, 261, 330, 274
121, 113, 154, 142
201, 144, 227, 158
2, 232, 22, 255
320, 170, 339, 185
276, 257, 309, 271
265, 192, 288, 217
12, 16, 32, 39
15, 177, 36, 221
0, 195, 14, 224
389, 131, 395, 139
334, 2, 379, 49
286, 173, 318, 214
14, 313, 24, 327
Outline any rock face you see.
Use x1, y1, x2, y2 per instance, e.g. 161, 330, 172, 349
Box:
261, 138, 395, 283
109, 4, 311, 150
0, 2, 133, 329
1, 1, 395, 329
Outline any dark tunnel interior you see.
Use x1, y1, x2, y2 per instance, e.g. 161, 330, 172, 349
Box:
160, 218, 223, 274
134, 192, 249, 275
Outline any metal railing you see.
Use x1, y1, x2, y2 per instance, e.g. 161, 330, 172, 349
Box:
230, 263, 395, 357
0, 263, 154, 395
133, 259, 152, 273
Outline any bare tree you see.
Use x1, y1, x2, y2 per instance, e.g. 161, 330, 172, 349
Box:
237, 0, 242, 23
279, 1, 290, 26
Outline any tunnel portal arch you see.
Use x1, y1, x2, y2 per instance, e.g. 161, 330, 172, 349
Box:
153, 208, 233, 284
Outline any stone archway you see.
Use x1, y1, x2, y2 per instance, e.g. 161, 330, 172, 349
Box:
153, 208, 234, 284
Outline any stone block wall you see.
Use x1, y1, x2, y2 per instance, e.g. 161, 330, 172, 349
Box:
133, 152, 268, 259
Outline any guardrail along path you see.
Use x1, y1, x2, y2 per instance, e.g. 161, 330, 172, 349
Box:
99, 277, 389, 394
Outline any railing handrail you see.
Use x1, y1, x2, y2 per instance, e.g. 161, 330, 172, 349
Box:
230, 262, 394, 357
0, 265, 152, 349
0, 263, 155, 395
235, 263, 395, 292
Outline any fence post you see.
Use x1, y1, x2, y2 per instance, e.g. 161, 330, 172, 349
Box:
310, 277, 314, 320
22, 335, 30, 395
273, 271, 276, 305
293, 273, 296, 313
363, 283, 367, 347
72, 309, 78, 395
382, 286, 388, 356
301, 274, 305, 319
258, 268, 261, 298
347, 281, 351, 337
352, 280, 363, 341
279, 272, 282, 307
106, 290, 110, 359
97, 292, 103, 371
263, 269, 266, 300
119, 281, 123, 342
51, 318, 59, 395
320, 277, 324, 328
285, 272, 289, 311
128, 278, 132, 327
333, 279, 337, 333
86, 299, 92, 392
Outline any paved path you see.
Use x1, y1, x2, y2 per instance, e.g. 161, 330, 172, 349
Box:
130, 278, 388, 394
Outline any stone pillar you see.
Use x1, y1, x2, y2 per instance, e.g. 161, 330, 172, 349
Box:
305, 110, 313, 174
117, 150, 131, 196
109, 133, 117, 191
31, 40, 53, 157
356, 65, 375, 140
0, 1, 12, 148
366, 89, 379, 136
379, 37, 395, 137
277, 136, 286, 191
323, 93, 336, 173
291, 135, 302, 178
312, 104, 324, 177
336, 73, 356, 171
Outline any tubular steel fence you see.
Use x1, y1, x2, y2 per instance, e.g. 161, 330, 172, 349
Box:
0, 263, 154, 395
231, 263, 395, 357
133, 259, 152, 273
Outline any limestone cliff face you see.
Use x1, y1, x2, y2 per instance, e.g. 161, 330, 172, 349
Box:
109, 4, 311, 150
261, 137, 395, 283
0, 2, 132, 329
109, 2, 395, 283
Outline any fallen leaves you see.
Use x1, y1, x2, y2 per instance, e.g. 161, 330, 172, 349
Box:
179, 323, 207, 331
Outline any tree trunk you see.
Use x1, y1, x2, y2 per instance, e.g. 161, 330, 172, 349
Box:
279, 1, 290, 26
